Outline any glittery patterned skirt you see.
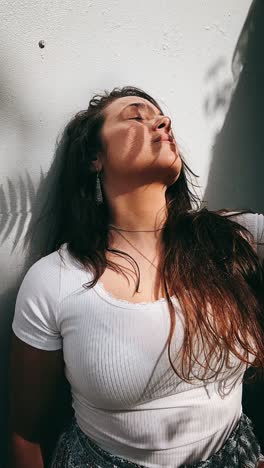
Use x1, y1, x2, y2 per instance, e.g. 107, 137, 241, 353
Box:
49, 412, 262, 468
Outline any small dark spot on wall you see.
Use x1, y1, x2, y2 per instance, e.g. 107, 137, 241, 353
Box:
38, 40, 45, 49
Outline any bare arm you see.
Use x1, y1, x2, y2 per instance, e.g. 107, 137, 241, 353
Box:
7, 332, 70, 468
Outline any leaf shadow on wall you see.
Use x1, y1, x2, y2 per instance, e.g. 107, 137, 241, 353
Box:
203, 0, 264, 452
0, 171, 43, 254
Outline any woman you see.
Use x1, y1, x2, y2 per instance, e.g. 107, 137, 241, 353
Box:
8, 86, 264, 467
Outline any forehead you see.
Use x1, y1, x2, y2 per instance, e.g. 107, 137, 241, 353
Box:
104, 96, 161, 119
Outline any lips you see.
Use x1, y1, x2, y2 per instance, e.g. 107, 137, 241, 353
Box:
154, 135, 175, 143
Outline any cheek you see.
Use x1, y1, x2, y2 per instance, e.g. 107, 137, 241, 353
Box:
106, 126, 144, 159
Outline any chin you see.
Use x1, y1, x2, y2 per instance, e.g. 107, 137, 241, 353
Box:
167, 162, 182, 185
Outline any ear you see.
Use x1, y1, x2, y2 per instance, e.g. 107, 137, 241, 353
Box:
90, 154, 103, 173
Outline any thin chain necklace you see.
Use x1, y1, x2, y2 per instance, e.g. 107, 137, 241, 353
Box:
108, 224, 162, 273
108, 224, 164, 233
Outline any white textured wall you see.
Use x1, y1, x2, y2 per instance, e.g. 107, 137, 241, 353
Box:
0, 0, 255, 462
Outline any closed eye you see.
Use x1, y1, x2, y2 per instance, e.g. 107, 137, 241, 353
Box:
129, 117, 143, 120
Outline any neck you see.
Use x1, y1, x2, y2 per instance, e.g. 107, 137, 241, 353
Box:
107, 187, 168, 243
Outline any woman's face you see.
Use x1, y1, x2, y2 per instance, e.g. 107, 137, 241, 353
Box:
98, 96, 182, 189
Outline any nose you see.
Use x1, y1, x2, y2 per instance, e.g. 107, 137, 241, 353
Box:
154, 115, 171, 132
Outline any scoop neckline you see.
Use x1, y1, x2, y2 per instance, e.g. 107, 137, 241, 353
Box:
60, 242, 177, 309
93, 279, 176, 309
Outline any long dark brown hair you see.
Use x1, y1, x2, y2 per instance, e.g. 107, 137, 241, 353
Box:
25, 85, 264, 391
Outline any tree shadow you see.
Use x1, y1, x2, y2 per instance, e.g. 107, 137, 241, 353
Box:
203, 0, 264, 452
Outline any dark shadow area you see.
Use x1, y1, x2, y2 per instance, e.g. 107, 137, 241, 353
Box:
204, 0, 263, 213
0, 286, 19, 465
204, 0, 264, 452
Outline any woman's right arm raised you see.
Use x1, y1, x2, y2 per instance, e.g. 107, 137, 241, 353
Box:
7, 332, 65, 468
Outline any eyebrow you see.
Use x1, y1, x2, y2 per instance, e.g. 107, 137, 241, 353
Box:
120, 102, 163, 116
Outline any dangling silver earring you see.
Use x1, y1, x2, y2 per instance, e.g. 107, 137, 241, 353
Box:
96, 170, 103, 204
